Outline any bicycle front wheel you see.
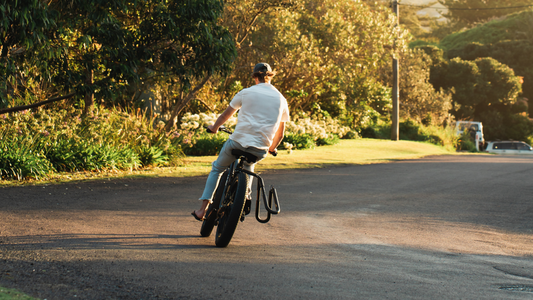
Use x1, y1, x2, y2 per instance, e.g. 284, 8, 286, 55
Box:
215, 171, 248, 247
200, 171, 228, 237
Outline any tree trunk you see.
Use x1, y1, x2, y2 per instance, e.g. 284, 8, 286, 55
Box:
163, 75, 211, 132
83, 69, 94, 115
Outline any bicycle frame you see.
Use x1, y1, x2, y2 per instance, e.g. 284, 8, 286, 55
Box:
205, 125, 281, 224
218, 156, 281, 224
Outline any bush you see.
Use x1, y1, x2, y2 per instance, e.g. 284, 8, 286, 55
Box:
0, 105, 184, 180
282, 115, 352, 150
316, 135, 340, 146
0, 134, 53, 180
180, 130, 229, 156
342, 130, 360, 139
281, 133, 316, 150
360, 119, 458, 151
456, 131, 478, 152
138, 145, 168, 167
177, 113, 353, 152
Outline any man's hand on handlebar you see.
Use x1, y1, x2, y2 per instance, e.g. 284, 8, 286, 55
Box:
206, 124, 217, 134
269, 149, 278, 156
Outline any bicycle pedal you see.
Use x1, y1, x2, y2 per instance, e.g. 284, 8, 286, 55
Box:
244, 199, 251, 215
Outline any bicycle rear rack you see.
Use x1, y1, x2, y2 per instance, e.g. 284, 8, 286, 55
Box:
241, 170, 281, 223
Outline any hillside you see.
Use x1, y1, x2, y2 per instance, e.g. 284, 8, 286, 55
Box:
439, 9, 533, 51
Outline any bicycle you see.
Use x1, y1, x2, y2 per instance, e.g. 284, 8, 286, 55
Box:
200, 126, 281, 247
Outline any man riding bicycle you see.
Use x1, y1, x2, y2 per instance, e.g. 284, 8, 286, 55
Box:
192, 62, 290, 221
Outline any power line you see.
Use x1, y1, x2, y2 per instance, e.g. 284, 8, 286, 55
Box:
399, 3, 533, 11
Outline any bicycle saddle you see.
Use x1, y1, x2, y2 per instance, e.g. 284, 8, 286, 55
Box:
231, 149, 259, 163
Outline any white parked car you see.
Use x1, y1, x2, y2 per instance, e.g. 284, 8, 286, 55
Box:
484, 141, 533, 155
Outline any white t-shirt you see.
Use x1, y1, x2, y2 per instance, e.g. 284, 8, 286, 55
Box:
229, 83, 290, 150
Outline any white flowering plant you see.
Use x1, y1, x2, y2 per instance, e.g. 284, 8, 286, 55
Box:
176, 112, 237, 156
281, 115, 354, 150
176, 112, 355, 155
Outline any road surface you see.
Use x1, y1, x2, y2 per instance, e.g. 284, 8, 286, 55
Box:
1, 154, 533, 299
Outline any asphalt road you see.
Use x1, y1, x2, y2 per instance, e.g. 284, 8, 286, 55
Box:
1, 154, 533, 299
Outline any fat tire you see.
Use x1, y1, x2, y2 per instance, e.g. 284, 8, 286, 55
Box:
200, 171, 228, 237
215, 172, 248, 247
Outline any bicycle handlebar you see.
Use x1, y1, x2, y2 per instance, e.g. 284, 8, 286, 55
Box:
205, 125, 233, 134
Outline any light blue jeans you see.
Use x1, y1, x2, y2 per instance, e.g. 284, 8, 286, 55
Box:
199, 139, 268, 202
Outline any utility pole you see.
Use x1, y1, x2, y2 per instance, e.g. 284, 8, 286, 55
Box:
391, 0, 400, 141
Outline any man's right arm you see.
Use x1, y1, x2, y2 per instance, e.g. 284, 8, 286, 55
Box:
269, 122, 286, 154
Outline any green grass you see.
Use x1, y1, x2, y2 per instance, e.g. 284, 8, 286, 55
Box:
0, 287, 37, 300
0, 139, 458, 187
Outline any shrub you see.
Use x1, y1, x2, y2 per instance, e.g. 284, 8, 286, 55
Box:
360, 119, 458, 151
138, 145, 168, 167
0, 134, 53, 180
0, 105, 184, 180
456, 131, 478, 152
281, 133, 316, 150
282, 115, 352, 150
177, 113, 353, 153
182, 134, 228, 156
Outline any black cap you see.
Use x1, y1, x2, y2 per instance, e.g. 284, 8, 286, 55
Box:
253, 62, 272, 74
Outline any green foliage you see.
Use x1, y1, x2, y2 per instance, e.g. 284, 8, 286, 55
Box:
383, 48, 453, 125
0, 133, 54, 180
223, 0, 410, 126
0, 0, 59, 106
180, 131, 229, 156
281, 133, 316, 150
429, 56, 522, 119
1, 0, 237, 114
138, 145, 168, 167
360, 119, 458, 151
316, 135, 340, 146
456, 131, 477, 152
425, 45, 531, 141
447, 40, 533, 116
476, 109, 533, 143
439, 10, 533, 51
0, 106, 184, 180
438, 0, 533, 25
428, 10, 533, 142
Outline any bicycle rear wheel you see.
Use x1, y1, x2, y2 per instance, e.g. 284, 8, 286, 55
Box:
200, 171, 228, 237
215, 171, 248, 247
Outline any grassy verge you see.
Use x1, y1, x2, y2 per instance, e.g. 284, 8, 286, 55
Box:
0, 287, 37, 300
0, 139, 455, 187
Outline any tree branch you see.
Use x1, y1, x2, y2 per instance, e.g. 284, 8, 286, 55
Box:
0, 93, 76, 115
163, 75, 212, 132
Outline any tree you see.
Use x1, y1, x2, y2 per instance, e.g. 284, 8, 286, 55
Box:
393, 49, 453, 125
1, 0, 237, 122
426, 52, 528, 140
0, 0, 59, 107
439, 10, 533, 115
224, 0, 410, 127
439, 0, 533, 25
448, 40, 533, 116
430, 57, 521, 119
